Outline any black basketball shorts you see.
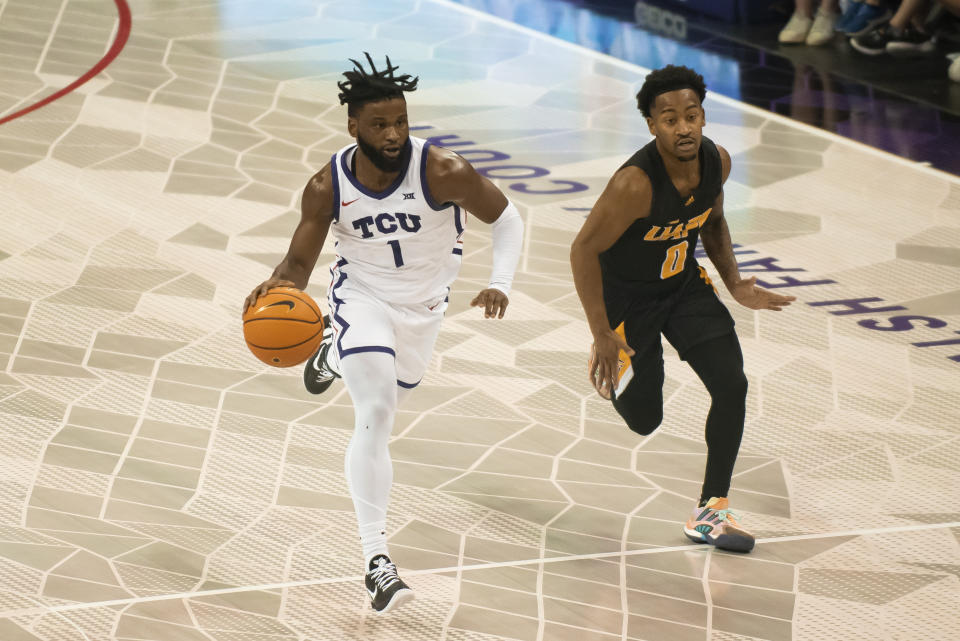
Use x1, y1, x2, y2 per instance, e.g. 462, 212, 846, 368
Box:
608, 266, 736, 400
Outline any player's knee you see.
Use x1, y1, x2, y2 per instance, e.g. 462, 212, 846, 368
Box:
360, 397, 395, 429
708, 369, 748, 402
627, 414, 662, 436
619, 402, 663, 436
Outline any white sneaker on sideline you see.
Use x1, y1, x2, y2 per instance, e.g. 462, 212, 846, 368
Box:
779, 13, 813, 44
806, 9, 838, 45
949, 55, 960, 83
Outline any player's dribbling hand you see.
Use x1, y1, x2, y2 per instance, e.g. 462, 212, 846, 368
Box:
470, 288, 509, 319
589, 330, 634, 400
243, 278, 297, 312
731, 276, 796, 311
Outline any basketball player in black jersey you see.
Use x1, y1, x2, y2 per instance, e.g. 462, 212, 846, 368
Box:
570, 65, 795, 552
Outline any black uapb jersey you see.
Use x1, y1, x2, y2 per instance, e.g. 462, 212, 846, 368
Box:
599, 136, 723, 320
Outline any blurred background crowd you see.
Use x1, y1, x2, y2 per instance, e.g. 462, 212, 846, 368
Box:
778, 0, 960, 81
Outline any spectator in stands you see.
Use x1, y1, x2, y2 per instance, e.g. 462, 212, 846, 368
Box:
850, 0, 936, 54
936, 0, 960, 81
779, 0, 841, 44
836, 0, 892, 35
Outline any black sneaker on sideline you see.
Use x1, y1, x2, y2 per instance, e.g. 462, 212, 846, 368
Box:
886, 25, 936, 54
303, 316, 337, 394
365, 555, 414, 613
850, 22, 893, 55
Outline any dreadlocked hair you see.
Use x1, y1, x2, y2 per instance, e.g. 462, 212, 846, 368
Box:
338, 52, 419, 116
636, 65, 706, 119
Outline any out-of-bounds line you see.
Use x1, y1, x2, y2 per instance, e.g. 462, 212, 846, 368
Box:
2, 520, 956, 620
0, 0, 132, 126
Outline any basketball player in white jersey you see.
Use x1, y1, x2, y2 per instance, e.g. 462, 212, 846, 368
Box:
244, 54, 523, 613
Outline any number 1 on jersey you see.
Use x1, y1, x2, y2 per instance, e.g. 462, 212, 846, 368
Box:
661, 240, 688, 279
387, 239, 404, 267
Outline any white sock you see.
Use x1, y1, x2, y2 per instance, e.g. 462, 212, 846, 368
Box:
341, 352, 397, 569
360, 522, 388, 567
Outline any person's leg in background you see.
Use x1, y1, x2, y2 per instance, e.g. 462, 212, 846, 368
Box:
809, 0, 842, 43
781, 0, 841, 44
889, 0, 936, 50
937, 0, 960, 81
836, 0, 866, 31
777, 0, 813, 45
851, 0, 937, 55
780, 0, 816, 44
843, 0, 892, 36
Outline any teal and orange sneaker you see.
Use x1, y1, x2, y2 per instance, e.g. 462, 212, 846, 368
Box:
683, 497, 755, 552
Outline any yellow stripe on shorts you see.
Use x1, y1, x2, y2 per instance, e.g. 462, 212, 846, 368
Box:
614, 322, 633, 395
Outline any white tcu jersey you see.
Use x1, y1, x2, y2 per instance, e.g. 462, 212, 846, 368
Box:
328, 136, 466, 304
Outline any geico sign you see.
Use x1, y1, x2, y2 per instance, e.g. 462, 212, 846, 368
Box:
634, 1, 688, 39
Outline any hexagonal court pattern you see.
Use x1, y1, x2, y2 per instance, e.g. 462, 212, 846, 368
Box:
0, 1, 958, 640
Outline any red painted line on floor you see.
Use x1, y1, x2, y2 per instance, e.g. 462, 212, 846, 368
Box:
0, 0, 131, 126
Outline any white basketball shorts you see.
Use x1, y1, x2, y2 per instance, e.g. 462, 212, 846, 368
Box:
327, 262, 448, 389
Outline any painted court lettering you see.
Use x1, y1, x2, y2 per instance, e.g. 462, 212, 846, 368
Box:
415, 126, 959, 365
418, 127, 589, 195
859, 316, 948, 331
807, 297, 908, 316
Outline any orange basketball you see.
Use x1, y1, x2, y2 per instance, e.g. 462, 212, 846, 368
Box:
242, 287, 324, 367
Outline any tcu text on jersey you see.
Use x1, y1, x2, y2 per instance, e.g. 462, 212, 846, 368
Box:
352, 212, 422, 237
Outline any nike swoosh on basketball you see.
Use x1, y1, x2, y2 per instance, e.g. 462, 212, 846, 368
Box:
342, 198, 360, 206
263, 301, 295, 311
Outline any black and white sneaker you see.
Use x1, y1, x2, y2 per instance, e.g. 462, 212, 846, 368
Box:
851, 23, 935, 56
303, 316, 338, 394
885, 25, 936, 54
365, 554, 414, 613
850, 22, 894, 55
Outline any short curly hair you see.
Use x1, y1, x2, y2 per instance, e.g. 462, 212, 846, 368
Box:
636, 65, 706, 119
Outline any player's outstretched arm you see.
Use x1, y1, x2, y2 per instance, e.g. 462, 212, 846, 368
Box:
570, 167, 649, 398
427, 146, 523, 319
243, 164, 335, 311
700, 146, 795, 312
